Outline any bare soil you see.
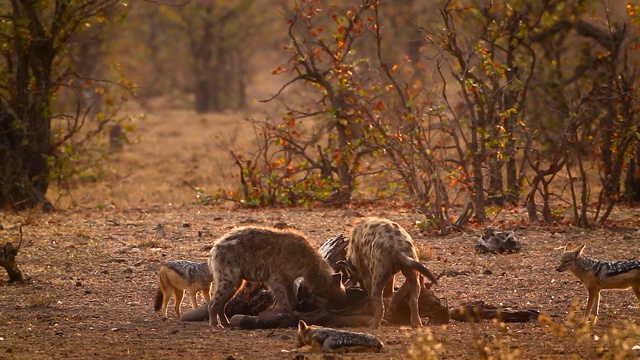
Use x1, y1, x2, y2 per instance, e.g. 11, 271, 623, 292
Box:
2, 102, 640, 359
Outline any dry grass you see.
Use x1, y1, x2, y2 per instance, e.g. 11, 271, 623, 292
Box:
48, 98, 257, 209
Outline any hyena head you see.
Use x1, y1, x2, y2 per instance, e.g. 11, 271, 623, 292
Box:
556, 242, 585, 272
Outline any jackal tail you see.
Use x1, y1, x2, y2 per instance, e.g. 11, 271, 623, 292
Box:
402, 256, 438, 285
154, 288, 163, 311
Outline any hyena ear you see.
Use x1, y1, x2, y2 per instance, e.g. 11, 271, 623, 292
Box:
564, 242, 574, 251
298, 320, 308, 332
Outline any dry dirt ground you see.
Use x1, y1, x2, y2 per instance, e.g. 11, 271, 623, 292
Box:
2, 101, 640, 359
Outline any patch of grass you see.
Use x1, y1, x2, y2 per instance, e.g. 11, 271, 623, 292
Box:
416, 244, 434, 261
470, 319, 521, 360
408, 328, 445, 359
26, 294, 55, 307
409, 319, 521, 360
539, 299, 640, 359
410, 301, 640, 360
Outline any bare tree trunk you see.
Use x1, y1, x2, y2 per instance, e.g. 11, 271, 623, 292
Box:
624, 144, 640, 201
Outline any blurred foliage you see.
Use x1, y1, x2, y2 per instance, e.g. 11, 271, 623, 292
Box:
0, 0, 139, 209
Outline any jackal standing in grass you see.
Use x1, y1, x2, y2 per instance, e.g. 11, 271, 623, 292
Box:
345, 217, 438, 329
556, 242, 640, 324
207, 226, 347, 327
296, 320, 383, 353
153, 260, 213, 319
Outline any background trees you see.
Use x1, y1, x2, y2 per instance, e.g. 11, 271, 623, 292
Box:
0, 0, 128, 209
221, 0, 640, 231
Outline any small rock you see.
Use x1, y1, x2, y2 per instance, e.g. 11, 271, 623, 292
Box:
342, 209, 364, 217
113, 247, 129, 254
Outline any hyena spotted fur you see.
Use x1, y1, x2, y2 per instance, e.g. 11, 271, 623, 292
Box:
208, 226, 347, 327
346, 217, 438, 329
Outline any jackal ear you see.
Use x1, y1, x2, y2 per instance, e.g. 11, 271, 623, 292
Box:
332, 272, 343, 286
564, 242, 574, 251
298, 320, 308, 331
575, 243, 586, 255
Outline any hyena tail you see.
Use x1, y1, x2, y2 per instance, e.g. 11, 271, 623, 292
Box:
154, 288, 163, 312
401, 256, 438, 285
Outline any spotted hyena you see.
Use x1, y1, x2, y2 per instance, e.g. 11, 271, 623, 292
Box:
208, 226, 347, 327
345, 217, 437, 329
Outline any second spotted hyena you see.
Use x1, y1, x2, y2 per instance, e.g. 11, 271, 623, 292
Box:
208, 226, 347, 327
346, 217, 437, 329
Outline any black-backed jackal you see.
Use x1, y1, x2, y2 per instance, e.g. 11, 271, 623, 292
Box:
153, 260, 213, 319
296, 320, 383, 353
207, 226, 347, 327
345, 217, 438, 329
556, 242, 640, 324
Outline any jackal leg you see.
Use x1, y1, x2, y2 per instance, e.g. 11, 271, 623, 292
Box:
633, 286, 640, 302
158, 287, 171, 319
173, 289, 185, 317
203, 285, 212, 304
189, 291, 199, 310
585, 288, 600, 324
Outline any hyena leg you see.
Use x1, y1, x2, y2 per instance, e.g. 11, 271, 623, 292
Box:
383, 275, 395, 298
370, 276, 389, 329
285, 283, 298, 310
403, 270, 422, 328
266, 280, 292, 311
389, 281, 410, 313
173, 289, 185, 317
208, 277, 242, 327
